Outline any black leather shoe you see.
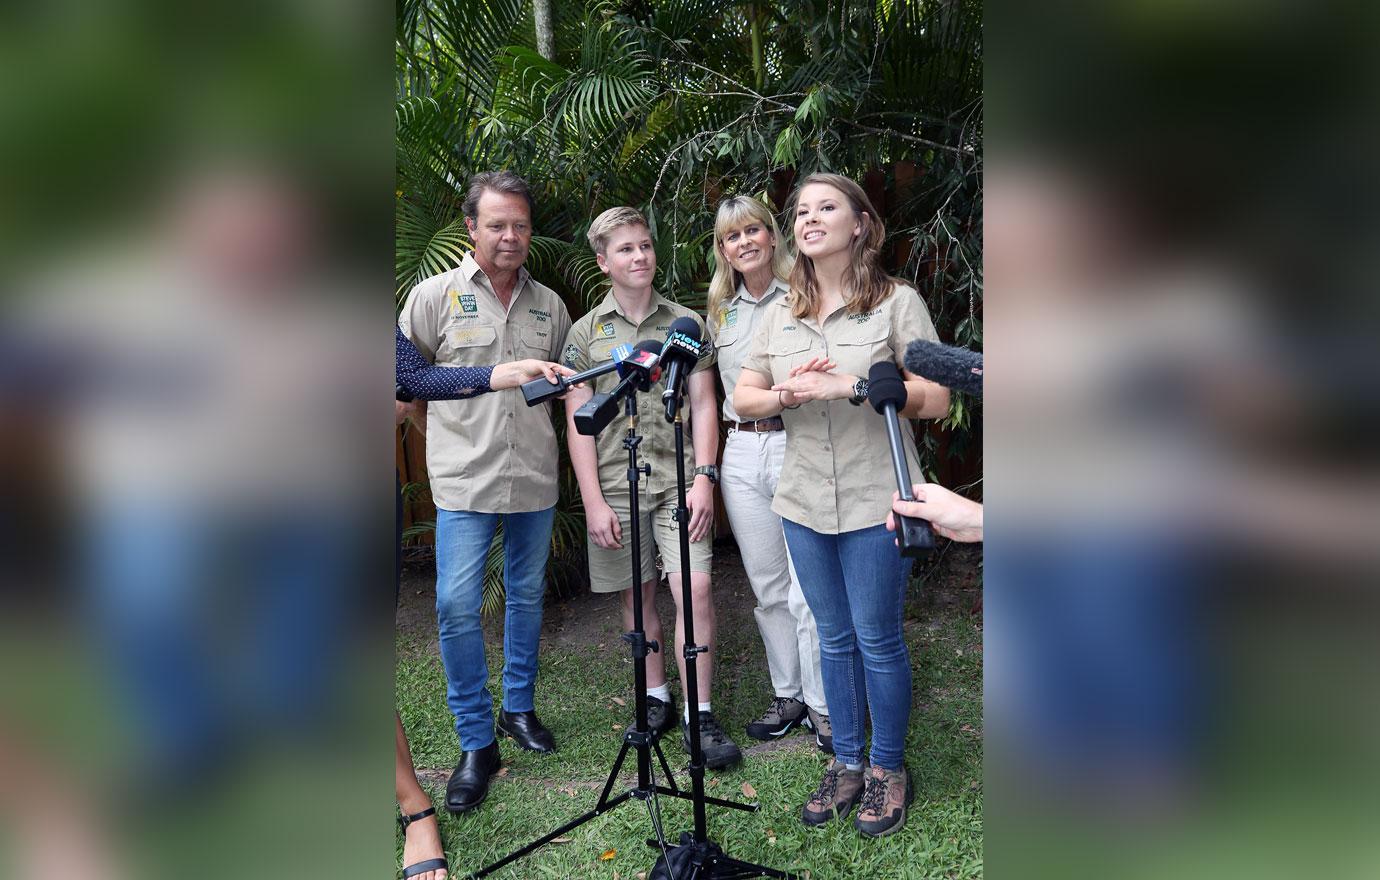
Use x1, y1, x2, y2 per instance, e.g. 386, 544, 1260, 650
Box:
496, 709, 557, 753
445, 740, 501, 814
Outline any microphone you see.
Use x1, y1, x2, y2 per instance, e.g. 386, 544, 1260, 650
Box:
867, 361, 936, 558
660, 316, 704, 422
521, 342, 637, 406
903, 339, 983, 397
574, 339, 664, 436
615, 339, 664, 390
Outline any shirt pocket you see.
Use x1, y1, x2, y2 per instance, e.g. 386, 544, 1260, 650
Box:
829, 320, 889, 378
519, 324, 555, 359
766, 333, 814, 382
713, 323, 741, 350
438, 322, 498, 366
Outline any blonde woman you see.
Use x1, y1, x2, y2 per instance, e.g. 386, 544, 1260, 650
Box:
706, 196, 831, 753
734, 174, 949, 837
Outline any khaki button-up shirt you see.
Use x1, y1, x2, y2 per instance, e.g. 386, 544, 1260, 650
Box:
399, 253, 572, 513
561, 290, 715, 497
708, 277, 789, 423
740, 283, 939, 534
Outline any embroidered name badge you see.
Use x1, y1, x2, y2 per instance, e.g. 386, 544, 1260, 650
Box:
848, 308, 881, 325
451, 326, 491, 346
599, 322, 616, 338
460, 293, 479, 314
782, 324, 797, 332
528, 307, 551, 323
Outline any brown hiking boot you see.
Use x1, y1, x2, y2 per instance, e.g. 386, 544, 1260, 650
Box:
800, 758, 867, 826
853, 765, 914, 837
803, 706, 833, 754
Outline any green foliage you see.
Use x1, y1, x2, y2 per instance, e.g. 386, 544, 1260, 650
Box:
396, 0, 982, 609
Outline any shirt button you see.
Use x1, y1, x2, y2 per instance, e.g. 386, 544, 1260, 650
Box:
825, 478, 834, 486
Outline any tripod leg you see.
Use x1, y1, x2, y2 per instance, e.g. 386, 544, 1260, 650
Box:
653, 736, 680, 794
596, 738, 633, 807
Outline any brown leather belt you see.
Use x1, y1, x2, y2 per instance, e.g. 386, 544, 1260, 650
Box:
729, 416, 785, 433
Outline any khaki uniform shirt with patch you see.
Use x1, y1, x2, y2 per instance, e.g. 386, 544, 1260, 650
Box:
398, 253, 572, 513
708, 277, 790, 424
740, 283, 940, 534
561, 290, 715, 497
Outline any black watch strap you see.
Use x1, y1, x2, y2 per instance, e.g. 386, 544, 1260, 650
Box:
694, 465, 719, 484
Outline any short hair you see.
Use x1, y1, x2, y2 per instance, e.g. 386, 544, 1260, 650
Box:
586, 206, 649, 254
462, 171, 534, 223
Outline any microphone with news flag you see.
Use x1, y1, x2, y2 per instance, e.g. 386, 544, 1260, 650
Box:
521, 340, 660, 406
573, 339, 664, 436
660, 316, 704, 423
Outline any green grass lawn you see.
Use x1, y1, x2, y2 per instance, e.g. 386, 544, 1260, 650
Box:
396, 545, 983, 879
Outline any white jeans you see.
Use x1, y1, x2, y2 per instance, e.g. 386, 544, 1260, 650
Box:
720, 428, 826, 713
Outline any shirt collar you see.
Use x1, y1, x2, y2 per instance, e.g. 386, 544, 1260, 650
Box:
460, 252, 530, 295
593, 288, 670, 324
730, 276, 789, 307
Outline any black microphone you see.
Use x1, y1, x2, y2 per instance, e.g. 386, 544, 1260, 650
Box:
616, 339, 664, 390
522, 342, 637, 406
574, 340, 664, 436
868, 361, 935, 558
903, 339, 983, 397
660, 316, 704, 422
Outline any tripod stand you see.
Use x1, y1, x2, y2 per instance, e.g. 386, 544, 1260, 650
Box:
474, 382, 775, 879
644, 397, 797, 880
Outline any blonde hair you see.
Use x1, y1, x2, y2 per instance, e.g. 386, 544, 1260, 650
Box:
706, 196, 794, 330
586, 206, 649, 255
786, 172, 901, 320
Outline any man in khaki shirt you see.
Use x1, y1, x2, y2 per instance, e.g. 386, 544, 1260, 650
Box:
561, 206, 743, 769
398, 172, 571, 814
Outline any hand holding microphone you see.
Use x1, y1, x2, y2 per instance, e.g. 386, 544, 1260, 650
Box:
521, 343, 642, 406
888, 484, 983, 543
495, 359, 576, 393
867, 361, 936, 558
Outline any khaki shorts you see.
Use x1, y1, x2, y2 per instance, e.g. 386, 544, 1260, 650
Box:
587, 488, 713, 593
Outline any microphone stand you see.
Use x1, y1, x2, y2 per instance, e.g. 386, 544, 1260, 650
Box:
650, 388, 794, 880
476, 375, 774, 879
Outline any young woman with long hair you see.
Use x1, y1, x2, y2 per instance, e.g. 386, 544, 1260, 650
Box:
733, 173, 949, 838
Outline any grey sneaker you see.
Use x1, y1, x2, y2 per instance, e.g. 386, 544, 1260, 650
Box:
627, 695, 677, 739
800, 758, 867, 826
745, 696, 808, 741
682, 711, 743, 770
804, 706, 834, 754
853, 765, 915, 838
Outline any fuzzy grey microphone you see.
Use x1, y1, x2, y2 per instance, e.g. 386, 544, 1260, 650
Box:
903, 340, 983, 397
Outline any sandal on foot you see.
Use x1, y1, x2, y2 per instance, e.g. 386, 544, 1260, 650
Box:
399, 806, 449, 879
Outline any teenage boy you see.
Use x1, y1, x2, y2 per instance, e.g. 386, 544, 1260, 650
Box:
560, 207, 742, 769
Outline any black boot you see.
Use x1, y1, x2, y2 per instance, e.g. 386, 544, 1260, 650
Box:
445, 740, 501, 814
496, 709, 557, 753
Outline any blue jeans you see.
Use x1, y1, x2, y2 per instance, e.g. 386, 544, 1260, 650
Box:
782, 520, 913, 769
435, 507, 554, 751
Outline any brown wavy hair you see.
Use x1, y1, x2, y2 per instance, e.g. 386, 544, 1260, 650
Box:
786, 173, 901, 319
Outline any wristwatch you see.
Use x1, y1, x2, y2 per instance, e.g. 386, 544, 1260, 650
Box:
693, 465, 719, 485
848, 377, 870, 406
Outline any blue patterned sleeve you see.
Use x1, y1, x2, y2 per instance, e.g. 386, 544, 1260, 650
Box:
396, 326, 494, 399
